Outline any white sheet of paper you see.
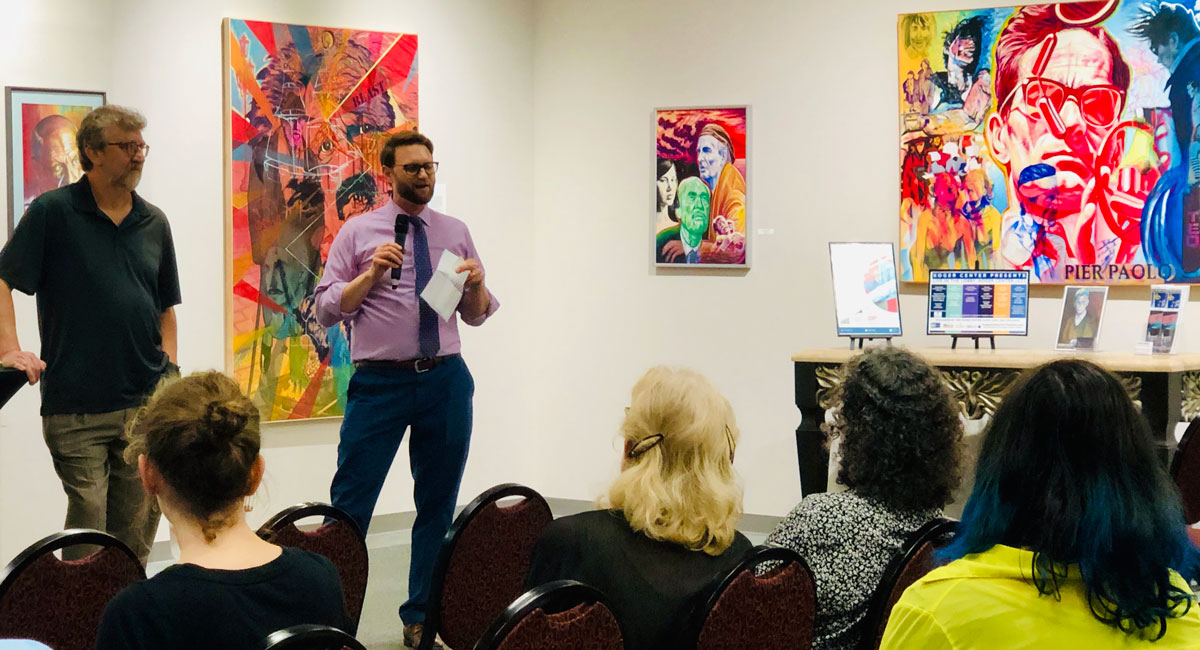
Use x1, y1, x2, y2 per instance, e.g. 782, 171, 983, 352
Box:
420, 249, 469, 321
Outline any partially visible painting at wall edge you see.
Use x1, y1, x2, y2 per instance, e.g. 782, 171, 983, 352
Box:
898, 2, 1200, 286
5, 86, 106, 239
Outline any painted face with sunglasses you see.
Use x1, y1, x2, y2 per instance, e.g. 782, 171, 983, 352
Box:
988, 29, 1125, 217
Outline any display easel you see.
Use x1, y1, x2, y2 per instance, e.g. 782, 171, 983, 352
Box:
950, 334, 995, 350
848, 337, 894, 350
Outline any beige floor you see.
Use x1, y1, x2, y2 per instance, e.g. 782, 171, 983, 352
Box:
356, 541, 413, 650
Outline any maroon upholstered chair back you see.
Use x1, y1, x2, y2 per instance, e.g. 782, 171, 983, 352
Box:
0, 529, 145, 650
1172, 419, 1200, 525
476, 580, 623, 650
860, 518, 958, 650
257, 503, 369, 632
262, 623, 368, 650
423, 483, 552, 650
689, 545, 817, 650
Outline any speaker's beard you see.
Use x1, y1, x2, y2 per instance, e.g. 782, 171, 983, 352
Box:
117, 170, 142, 192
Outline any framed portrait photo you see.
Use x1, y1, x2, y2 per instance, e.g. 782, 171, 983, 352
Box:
5, 87, 106, 238
1056, 285, 1109, 350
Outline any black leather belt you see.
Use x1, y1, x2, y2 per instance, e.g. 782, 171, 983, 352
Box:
355, 354, 459, 373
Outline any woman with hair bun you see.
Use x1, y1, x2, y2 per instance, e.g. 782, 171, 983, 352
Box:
96, 371, 350, 650
524, 366, 752, 650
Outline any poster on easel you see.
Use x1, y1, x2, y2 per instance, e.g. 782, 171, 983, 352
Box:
1146, 285, 1189, 354
829, 242, 902, 338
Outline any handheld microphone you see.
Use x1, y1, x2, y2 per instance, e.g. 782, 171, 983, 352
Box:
392, 215, 409, 289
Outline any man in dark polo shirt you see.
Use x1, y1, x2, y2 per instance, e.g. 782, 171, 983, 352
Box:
0, 105, 180, 563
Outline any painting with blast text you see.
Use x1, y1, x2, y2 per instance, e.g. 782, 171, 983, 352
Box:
900, 1, 1200, 284
224, 18, 418, 420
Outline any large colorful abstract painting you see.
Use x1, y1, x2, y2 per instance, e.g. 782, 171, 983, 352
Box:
900, 1, 1200, 284
5, 87, 105, 237
224, 19, 418, 420
655, 107, 748, 267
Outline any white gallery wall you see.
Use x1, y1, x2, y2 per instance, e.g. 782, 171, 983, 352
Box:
0, 0, 117, 562
0, 0, 1195, 562
528, 0, 1200, 518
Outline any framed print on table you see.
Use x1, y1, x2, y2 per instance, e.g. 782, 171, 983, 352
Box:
1056, 285, 1109, 351
5, 87, 106, 238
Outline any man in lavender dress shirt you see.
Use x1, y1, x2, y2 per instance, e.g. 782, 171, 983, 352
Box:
313, 131, 498, 648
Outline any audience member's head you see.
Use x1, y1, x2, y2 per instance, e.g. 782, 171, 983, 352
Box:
606, 366, 741, 556
125, 371, 262, 542
942, 359, 1200, 639
827, 347, 963, 512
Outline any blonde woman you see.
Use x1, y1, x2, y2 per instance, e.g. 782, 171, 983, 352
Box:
525, 367, 751, 650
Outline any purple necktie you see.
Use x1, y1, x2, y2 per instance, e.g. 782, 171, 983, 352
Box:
406, 214, 440, 358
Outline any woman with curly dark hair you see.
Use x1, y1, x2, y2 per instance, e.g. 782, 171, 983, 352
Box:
882, 359, 1200, 648
767, 347, 963, 650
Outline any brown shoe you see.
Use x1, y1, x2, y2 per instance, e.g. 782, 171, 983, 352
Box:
403, 623, 442, 649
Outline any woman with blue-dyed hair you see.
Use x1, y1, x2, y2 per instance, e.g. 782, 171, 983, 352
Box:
881, 359, 1200, 648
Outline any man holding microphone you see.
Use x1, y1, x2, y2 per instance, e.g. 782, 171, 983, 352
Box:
313, 131, 497, 648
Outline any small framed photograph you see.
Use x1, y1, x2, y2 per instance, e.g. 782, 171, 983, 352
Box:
1056, 286, 1109, 350
5, 87, 106, 237
653, 106, 748, 268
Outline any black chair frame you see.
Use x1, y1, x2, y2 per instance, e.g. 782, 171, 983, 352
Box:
857, 518, 958, 650
681, 544, 815, 650
420, 483, 549, 650
1174, 419, 1200, 525
1171, 418, 1198, 479
256, 502, 369, 633
0, 528, 143, 601
257, 502, 365, 542
262, 623, 367, 650
473, 579, 622, 650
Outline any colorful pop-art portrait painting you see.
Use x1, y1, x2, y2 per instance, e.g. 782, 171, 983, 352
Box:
899, 1, 1200, 284
224, 19, 418, 421
5, 88, 105, 237
655, 107, 748, 267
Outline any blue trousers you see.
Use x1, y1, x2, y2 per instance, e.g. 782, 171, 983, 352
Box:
329, 356, 474, 625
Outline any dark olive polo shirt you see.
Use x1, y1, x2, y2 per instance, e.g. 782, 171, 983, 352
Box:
0, 178, 181, 415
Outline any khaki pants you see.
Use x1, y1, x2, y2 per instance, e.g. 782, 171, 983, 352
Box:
42, 408, 160, 564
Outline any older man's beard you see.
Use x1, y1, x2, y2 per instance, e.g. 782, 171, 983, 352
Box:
116, 168, 142, 191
